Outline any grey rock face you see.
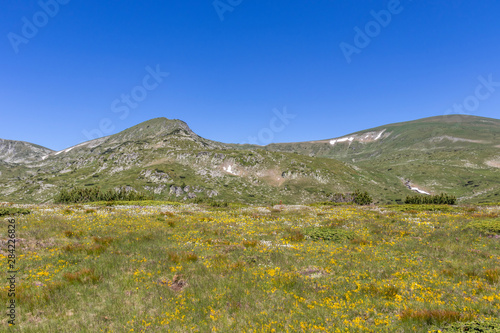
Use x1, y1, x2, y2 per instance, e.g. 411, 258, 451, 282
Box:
169, 186, 184, 197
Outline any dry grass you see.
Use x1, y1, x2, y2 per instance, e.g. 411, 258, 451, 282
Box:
63, 268, 100, 284
399, 309, 474, 325
242, 240, 258, 247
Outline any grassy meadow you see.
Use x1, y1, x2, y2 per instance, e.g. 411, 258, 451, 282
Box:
1, 202, 500, 332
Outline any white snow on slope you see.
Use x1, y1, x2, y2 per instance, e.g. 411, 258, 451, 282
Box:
53, 137, 108, 156
409, 186, 430, 195
223, 164, 237, 175
329, 137, 355, 145
329, 129, 387, 146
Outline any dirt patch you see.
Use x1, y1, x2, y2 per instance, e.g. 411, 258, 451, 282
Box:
258, 168, 286, 187
486, 160, 500, 168
157, 274, 188, 292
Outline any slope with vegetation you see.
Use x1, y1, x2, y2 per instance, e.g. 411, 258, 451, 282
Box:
262, 115, 500, 204
0, 118, 383, 204
0, 115, 498, 204
1, 202, 499, 331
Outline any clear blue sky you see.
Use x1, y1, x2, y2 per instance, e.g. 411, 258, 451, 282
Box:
1, 0, 499, 151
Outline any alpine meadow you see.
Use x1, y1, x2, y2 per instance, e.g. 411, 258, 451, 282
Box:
2, 1, 500, 332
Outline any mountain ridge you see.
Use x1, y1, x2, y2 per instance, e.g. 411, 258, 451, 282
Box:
1, 115, 499, 204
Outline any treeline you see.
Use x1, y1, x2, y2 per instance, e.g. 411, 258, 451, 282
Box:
404, 193, 456, 205
54, 186, 153, 204
0, 208, 31, 217
330, 190, 373, 206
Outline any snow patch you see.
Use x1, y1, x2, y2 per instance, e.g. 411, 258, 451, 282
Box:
329, 129, 386, 146
409, 186, 430, 195
54, 142, 89, 155
403, 178, 431, 195
329, 137, 354, 145
53, 138, 107, 156
373, 129, 386, 141
223, 164, 237, 175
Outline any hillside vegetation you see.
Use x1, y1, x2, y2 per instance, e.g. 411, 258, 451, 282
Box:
1, 202, 499, 332
263, 115, 500, 204
0, 115, 498, 205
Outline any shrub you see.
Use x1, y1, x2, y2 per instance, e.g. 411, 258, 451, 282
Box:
465, 219, 500, 235
54, 186, 153, 204
353, 190, 373, 205
329, 193, 355, 203
327, 190, 372, 206
0, 208, 31, 217
387, 204, 455, 212
404, 193, 456, 205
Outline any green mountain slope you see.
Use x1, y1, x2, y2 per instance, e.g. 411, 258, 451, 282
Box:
263, 115, 500, 203
0, 138, 53, 164
0, 118, 380, 204
1, 115, 498, 204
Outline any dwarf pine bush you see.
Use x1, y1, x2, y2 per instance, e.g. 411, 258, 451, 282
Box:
54, 186, 153, 203
404, 193, 456, 205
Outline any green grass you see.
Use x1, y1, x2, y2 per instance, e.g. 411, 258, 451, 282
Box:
1, 203, 499, 331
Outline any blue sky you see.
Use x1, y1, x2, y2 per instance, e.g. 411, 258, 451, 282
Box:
1, 0, 499, 151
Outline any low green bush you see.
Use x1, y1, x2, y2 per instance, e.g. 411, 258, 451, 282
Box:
353, 190, 373, 205
465, 219, 500, 235
324, 190, 373, 206
385, 204, 455, 212
54, 186, 153, 204
405, 193, 456, 205
0, 208, 31, 217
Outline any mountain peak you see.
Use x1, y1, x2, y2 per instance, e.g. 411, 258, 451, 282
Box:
0, 138, 53, 164
112, 117, 194, 141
